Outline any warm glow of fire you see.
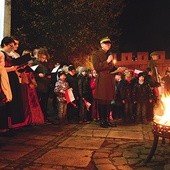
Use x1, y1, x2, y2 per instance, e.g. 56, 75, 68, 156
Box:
113, 59, 117, 65
154, 94, 170, 126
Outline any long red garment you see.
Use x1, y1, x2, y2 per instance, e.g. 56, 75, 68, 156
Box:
21, 72, 44, 125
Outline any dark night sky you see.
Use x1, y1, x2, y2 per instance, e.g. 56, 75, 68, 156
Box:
119, 0, 170, 55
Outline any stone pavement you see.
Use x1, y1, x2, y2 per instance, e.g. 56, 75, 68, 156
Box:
0, 122, 170, 170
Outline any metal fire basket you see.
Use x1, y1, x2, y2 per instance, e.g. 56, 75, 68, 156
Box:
144, 121, 170, 164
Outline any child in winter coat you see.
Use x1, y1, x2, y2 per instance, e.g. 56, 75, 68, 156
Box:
54, 71, 69, 124
122, 72, 135, 124
133, 72, 154, 124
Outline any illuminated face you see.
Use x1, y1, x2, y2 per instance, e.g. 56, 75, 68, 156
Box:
92, 70, 97, 77
125, 75, 132, 82
13, 40, 19, 51
59, 74, 66, 81
70, 69, 76, 75
4, 42, 14, 53
139, 75, 144, 81
39, 54, 47, 62
81, 70, 87, 76
115, 75, 121, 81
101, 42, 111, 52
148, 71, 153, 76
152, 55, 158, 60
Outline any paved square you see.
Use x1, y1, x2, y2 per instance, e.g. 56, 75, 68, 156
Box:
35, 148, 93, 167
108, 130, 143, 140
58, 136, 104, 149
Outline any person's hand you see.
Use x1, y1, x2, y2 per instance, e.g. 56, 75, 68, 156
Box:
122, 100, 126, 104
117, 67, 126, 72
60, 90, 64, 93
29, 83, 36, 89
149, 99, 153, 103
107, 55, 113, 63
13, 66, 19, 71
39, 73, 45, 77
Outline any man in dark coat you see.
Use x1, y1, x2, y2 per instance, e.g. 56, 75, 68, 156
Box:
66, 65, 80, 123
92, 37, 125, 128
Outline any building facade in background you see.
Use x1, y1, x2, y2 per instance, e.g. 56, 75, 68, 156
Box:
114, 51, 170, 77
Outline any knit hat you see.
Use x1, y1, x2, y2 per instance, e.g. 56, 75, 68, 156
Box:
78, 67, 87, 74
68, 65, 76, 71
58, 71, 66, 77
138, 72, 145, 78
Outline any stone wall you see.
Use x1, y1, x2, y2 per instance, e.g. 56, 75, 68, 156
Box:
114, 51, 170, 76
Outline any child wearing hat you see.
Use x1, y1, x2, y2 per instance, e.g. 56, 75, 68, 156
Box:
54, 71, 69, 125
132, 72, 154, 124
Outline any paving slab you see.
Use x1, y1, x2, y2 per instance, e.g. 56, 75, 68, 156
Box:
93, 129, 111, 137
24, 167, 58, 170
72, 129, 93, 137
0, 163, 8, 169
24, 139, 50, 146
107, 130, 143, 140
31, 135, 56, 141
0, 150, 31, 161
4, 138, 29, 144
82, 123, 100, 129
96, 164, 117, 170
110, 124, 143, 132
0, 144, 36, 152
58, 136, 104, 150
35, 148, 93, 168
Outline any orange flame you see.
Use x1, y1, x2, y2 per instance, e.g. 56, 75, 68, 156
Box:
154, 94, 170, 126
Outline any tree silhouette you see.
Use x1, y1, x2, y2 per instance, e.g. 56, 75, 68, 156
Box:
11, 0, 125, 64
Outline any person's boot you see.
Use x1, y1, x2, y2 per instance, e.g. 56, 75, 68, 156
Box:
107, 121, 117, 127
100, 121, 108, 128
99, 111, 108, 128
106, 111, 117, 127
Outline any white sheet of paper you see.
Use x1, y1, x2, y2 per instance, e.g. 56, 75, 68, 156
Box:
30, 65, 39, 71
51, 65, 60, 73
134, 69, 143, 74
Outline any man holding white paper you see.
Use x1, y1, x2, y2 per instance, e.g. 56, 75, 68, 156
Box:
32, 48, 51, 121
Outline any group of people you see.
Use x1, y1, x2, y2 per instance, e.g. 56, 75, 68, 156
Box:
0, 35, 169, 137
91, 37, 169, 128
0, 36, 53, 136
